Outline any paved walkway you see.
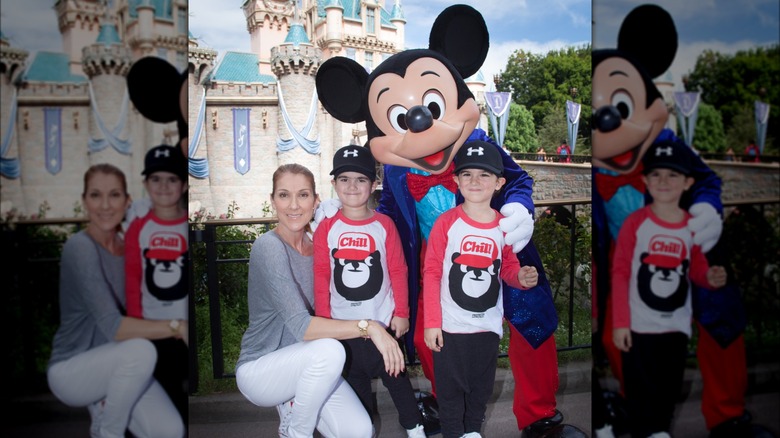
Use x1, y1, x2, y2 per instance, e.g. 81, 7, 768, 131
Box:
9, 360, 780, 438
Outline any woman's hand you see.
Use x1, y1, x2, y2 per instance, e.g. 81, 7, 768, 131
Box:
366, 321, 405, 377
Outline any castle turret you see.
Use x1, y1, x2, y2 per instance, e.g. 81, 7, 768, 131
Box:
136, 0, 156, 56
82, 18, 134, 175
56, 0, 103, 76
270, 15, 327, 191
324, 0, 344, 56
244, 0, 293, 76
390, 0, 406, 51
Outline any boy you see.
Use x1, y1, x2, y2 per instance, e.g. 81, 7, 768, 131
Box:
313, 145, 425, 438
125, 144, 189, 421
611, 141, 728, 438
423, 141, 538, 438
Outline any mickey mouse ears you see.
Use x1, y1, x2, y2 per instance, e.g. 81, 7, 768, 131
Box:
127, 57, 187, 125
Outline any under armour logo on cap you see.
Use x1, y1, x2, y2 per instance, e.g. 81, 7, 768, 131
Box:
154, 148, 171, 158
466, 146, 484, 156
655, 146, 673, 157
343, 149, 359, 157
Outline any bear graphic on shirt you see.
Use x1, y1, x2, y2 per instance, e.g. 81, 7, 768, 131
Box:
637, 235, 689, 313
448, 235, 501, 313
144, 230, 188, 301
331, 232, 384, 302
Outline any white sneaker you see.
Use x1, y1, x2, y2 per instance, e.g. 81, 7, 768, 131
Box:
595, 424, 616, 438
648, 432, 671, 438
276, 399, 294, 437
461, 433, 482, 438
407, 424, 426, 438
86, 399, 105, 438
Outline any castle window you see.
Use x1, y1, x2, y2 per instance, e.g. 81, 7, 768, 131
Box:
365, 51, 374, 72
346, 48, 356, 61
367, 8, 375, 35
177, 7, 187, 34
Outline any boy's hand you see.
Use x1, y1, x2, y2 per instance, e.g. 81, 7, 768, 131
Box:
707, 265, 727, 289
518, 266, 538, 288
390, 316, 410, 339
688, 203, 722, 253
613, 327, 632, 352
499, 203, 534, 253
424, 328, 444, 352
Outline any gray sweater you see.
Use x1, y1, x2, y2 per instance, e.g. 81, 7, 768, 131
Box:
48, 230, 125, 368
236, 231, 314, 370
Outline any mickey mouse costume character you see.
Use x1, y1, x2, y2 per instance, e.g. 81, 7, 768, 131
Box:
316, 5, 584, 437
592, 5, 758, 437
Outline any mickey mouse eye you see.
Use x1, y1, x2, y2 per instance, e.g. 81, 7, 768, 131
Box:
423, 90, 445, 120
388, 105, 408, 134
611, 91, 634, 120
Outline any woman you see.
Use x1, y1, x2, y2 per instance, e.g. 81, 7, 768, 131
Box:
235, 163, 406, 438
47, 164, 185, 438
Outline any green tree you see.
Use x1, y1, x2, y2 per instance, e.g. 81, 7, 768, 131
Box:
537, 104, 568, 154
685, 45, 779, 154
498, 45, 592, 150
685, 102, 726, 153
503, 103, 538, 153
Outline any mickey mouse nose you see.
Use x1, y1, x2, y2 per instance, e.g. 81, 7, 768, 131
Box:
593, 106, 622, 133
406, 105, 434, 133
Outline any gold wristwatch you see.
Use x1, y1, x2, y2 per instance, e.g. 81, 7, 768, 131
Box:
169, 319, 181, 334
358, 319, 370, 339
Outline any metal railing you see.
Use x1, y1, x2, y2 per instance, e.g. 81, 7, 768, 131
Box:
190, 198, 593, 387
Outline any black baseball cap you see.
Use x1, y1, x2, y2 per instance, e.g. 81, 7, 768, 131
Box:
454, 141, 504, 176
331, 145, 376, 181
142, 144, 187, 180
642, 141, 692, 176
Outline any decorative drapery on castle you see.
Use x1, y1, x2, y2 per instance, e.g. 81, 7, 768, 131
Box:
276, 82, 321, 154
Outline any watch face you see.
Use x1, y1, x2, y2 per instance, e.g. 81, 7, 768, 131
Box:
359, 320, 368, 329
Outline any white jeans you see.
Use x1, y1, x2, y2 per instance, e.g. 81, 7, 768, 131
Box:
47, 338, 184, 438
236, 338, 372, 438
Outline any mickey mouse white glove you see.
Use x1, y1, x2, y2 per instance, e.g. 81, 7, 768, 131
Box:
499, 202, 534, 253
122, 198, 151, 232
688, 202, 722, 253
311, 198, 342, 234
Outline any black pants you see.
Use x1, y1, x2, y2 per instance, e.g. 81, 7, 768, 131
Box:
622, 331, 688, 438
152, 338, 189, 424
433, 331, 499, 438
341, 336, 422, 430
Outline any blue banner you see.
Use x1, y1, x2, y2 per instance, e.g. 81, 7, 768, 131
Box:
44, 108, 62, 175
232, 108, 250, 175
673, 92, 700, 147
485, 91, 512, 147
755, 101, 770, 154
566, 100, 581, 155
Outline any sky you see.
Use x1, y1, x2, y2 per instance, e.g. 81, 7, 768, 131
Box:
593, 0, 780, 90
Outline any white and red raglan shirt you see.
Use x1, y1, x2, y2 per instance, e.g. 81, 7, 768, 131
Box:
612, 206, 713, 337
423, 205, 524, 337
313, 210, 409, 326
125, 211, 188, 321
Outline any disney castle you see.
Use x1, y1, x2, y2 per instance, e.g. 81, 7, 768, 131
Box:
0, 0, 491, 219
187, 0, 490, 218
1, 0, 188, 218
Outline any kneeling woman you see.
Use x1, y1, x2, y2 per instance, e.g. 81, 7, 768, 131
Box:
47, 164, 185, 438
236, 164, 406, 437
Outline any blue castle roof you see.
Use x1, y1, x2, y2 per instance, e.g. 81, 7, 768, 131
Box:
96, 23, 122, 46
20, 52, 87, 83
317, 0, 396, 29
284, 22, 310, 46
209, 52, 276, 84
128, 0, 173, 20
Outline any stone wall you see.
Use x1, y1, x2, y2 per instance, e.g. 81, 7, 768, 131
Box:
708, 161, 780, 203
518, 161, 592, 203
